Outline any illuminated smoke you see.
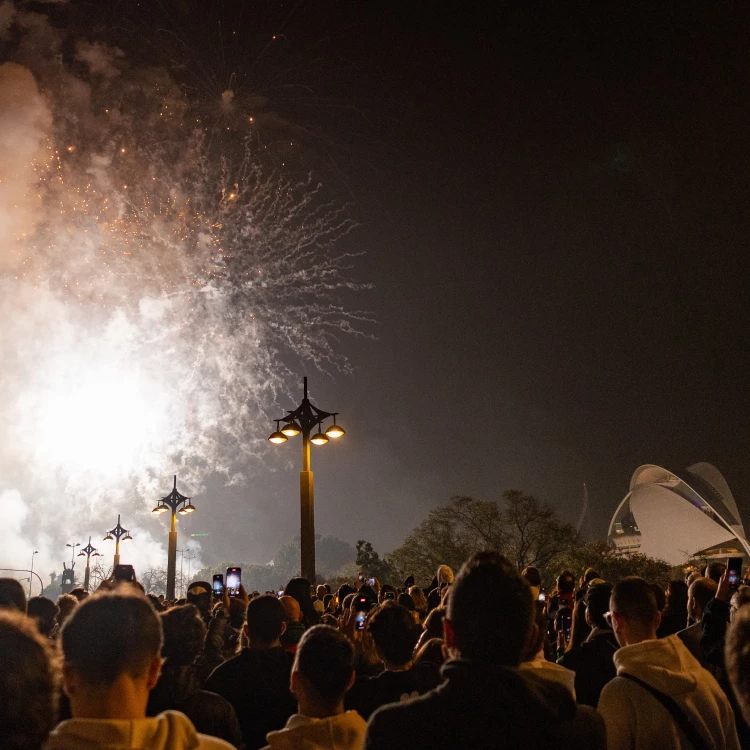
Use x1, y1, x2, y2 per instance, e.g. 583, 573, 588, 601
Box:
0, 6, 370, 583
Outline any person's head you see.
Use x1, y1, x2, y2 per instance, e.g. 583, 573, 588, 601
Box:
686, 571, 702, 587
583, 568, 600, 584
609, 577, 661, 647
186, 582, 212, 618
414, 637, 446, 667
664, 579, 689, 615
0, 611, 58, 750
245, 594, 286, 648
422, 606, 445, 638
367, 602, 419, 668
342, 592, 357, 611
687, 577, 717, 623
315, 585, 327, 600
26, 597, 59, 637
522, 566, 542, 588
706, 561, 727, 583
279, 595, 302, 623
523, 604, 550, 661
284, 578, 318, 625
725, 605, 750, 725
0, 578, 26, 613
408, 586, 428, 613
404, 575, 415, 589
585, 582, 613, 630
337, 584, 354, 605
160, 604, 206, 666
56, 594, 78, 628
69, 587, 88, 603
731, 586, 750, 622
436, 565, 454, 586
445, 551, 533, 666
378, 584, 397, 605
398, 592, 416, 611
556, 571, 575, 596
60, 592, 163, 718
292, 625, 355, 715
323, 594, 334, 611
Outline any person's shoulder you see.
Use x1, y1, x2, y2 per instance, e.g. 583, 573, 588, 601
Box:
368, 683, 442, 729
563, 705, 606, 748
196, 733, 235, 749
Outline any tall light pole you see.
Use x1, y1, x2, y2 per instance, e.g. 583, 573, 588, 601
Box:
77, 537, 101, 592
29, 550, 39, 598
65, 543, 80, 570
268, 377, 345, 584
152, 476, 196, 600
185, 550, 196, 590
103, 515, 132, 567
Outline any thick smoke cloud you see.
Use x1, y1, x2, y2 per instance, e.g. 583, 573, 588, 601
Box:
0, 4, 367, 588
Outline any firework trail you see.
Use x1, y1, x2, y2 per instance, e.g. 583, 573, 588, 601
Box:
0, 3, 369, 582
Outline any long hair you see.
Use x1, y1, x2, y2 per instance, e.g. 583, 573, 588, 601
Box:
284, 577, 320, 626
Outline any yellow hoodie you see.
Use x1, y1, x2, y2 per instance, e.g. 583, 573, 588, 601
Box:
44, 710, 234, 750
262, 711, 366, 750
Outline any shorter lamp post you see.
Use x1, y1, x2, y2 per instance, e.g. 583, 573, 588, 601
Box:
29, 550, 39, 598
77, 536, 101, 591
65, 542, 80, 569
152, 476, 196, 600
103, 515, 132, 567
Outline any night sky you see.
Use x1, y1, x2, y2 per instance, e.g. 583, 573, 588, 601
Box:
73, 2, 750, 562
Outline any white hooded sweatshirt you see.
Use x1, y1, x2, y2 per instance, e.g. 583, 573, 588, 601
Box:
598, 634, 740, 750
43, 710, 234, 750
262, 711, 366, 750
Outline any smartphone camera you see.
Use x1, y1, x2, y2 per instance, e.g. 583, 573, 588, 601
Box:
383, 591, 396, 601
226, 567, 241, 598
212, 574, 224, 595
728, 557, 743, 591
367, 577, 375, 586
277, 590, 284, 597
355, 611, 367, 631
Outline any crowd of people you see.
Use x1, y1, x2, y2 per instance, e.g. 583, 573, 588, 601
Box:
3, 553, 750, 748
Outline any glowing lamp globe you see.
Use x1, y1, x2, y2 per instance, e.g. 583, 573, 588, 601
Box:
311, 430, 329, 446
281, 422, 301, 437
122, 533, 133, 541
77, 551, 85, 557
104, 534, 114, 541
326, 423, 345, 439
268, 431, 287, 444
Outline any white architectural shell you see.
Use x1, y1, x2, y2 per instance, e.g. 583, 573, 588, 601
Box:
608, 463, 750, 566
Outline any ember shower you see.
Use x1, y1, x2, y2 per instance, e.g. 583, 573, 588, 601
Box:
0, 5, 367, 579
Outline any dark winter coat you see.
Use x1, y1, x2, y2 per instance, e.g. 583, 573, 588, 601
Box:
205, 646, 296, 750
573, 627, 619, 707
363, 659, 606, 750
147, 664, 244, 749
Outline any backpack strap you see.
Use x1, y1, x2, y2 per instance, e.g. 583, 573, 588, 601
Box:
620, 673, 711, 750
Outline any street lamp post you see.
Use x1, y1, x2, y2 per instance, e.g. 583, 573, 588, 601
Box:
103, 515, 132, 567
29, 550, 39, 598
65, 543, 80, 569
268, 377, 345, 584
77, 536, 101, 592
152, 476, 195, 600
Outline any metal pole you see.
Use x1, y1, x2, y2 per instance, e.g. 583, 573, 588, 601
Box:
180, 547, 184, 597
29, 551, 36, 598
300, 426, 316, 584
114, 538, 120, 568
167, 507, 177, 599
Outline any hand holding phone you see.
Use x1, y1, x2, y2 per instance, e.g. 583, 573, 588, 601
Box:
728, 557, 743, 591
213, 574, 224, 596
355, 611, 367, 631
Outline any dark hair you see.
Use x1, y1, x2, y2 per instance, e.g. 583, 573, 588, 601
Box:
323, 594, 334, 610
0, 579, 26, 613
160, 604, 206, 665
0, 611, 58, 750
522, 567, 541, 588
284, 578, 319, 626
342, 593, 357, 610
404, 575, 415, 589
398, 593, 416, 611
706, 561, 727, 583
69, 588, 87, 602
448, 551, 533, 666
556, 571, 576, 595
56, 594, 77, 627
367, 602, 418, 666
337, 584, 355, 604
321, 614, 338, 627
649, 583, 666, 612
583, 569, 600, 583
414, 637, 445, 667
586, 582, 613, 629
294, 625, 354, 702
566, 599, 591, 652
612, 577, 659, 630
246, 594, 285, 644
26, 597, 59, 637
689, 577, 718, 619
423, 607, 445, 639
726, 605, 750, 725
61, 593, 162, 683
664, 580, 689, 617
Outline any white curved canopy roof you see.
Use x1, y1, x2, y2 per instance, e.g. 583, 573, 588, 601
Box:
610, 463, 748, 565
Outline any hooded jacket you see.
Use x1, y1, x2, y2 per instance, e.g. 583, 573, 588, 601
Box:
44, 710, 234, 750
262, 712, 366, 750
363, 659, 605, 750
598, 634, 740, 750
